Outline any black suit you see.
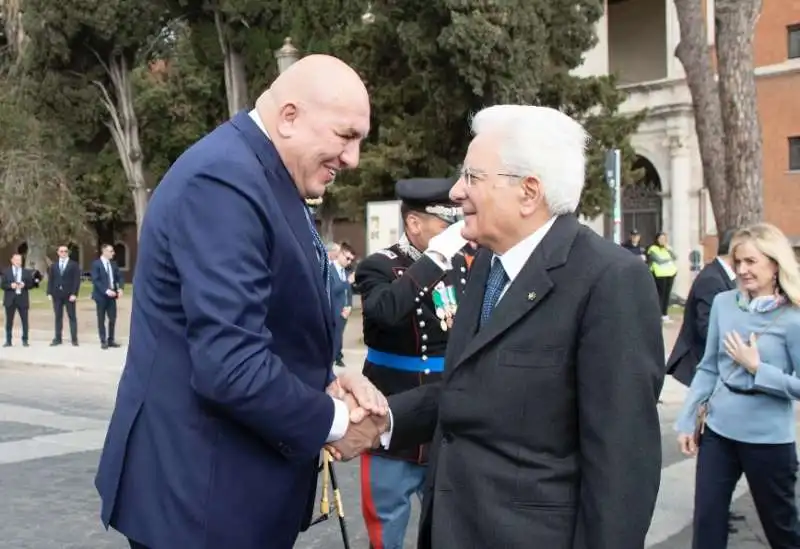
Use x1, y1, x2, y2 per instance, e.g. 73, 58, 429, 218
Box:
666, 258, 735, 386
1, 265, 34, 344
47, 258, 82, 343
388, 215, 665, 549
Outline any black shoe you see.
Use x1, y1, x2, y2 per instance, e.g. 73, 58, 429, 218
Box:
71, 341, 79, 347
50, 340, 62, 346
108, 342, 121, 348
101, 343, 109, 349
22, 341, 29, 347
2, 342, 10, 347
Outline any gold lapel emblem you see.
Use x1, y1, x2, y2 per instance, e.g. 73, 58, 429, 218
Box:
527, 291, 537, 301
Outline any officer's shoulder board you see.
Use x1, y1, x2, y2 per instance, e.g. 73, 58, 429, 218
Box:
375, 249, 397, 259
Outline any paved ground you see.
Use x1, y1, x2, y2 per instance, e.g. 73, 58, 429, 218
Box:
0, 310, 788, 548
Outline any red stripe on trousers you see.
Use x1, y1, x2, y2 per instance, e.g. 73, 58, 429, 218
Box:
360, 452, 384, 549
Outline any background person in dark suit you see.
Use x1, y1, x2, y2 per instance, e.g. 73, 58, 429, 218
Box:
1, 253, 34, 347
666, 229, 737, 387
47, 244, 82, 346
94, 55, 387, 549
328, 241, 354, 367
91, 244, 124, 349
333, 105, 665, 549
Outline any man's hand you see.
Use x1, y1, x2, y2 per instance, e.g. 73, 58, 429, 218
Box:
10, 282, 17, 290
327, 414, 390, 461
331, 371, 389, 417
341, 306, 352, 319
68, 295, 77, 302
427, 220, 468, 260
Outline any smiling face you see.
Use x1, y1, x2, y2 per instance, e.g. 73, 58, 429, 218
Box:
733, 239, 778, 296
448, 132, 545, 254
276, 99, 370, 198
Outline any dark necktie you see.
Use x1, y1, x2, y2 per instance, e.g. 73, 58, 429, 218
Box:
480, 258, 509, 327
305, 207, 330, 301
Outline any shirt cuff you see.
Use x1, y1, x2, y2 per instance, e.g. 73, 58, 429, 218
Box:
326, 397, 350, 443
379, 408, 394, 449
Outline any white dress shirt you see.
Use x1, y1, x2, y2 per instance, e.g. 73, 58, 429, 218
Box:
13, 266, 22, 294
247, 108, 350, 443
717, 256, 736, 281
102, 258, 115, 289
380, 215, 558, 448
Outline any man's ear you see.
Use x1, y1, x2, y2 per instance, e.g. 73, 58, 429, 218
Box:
275, 102, 299, 137
519, 176, 542, 216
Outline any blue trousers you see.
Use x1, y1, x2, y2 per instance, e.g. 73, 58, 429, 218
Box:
693, 428, 800, 549
334, 317, 346, 361
360, 453, 426, 549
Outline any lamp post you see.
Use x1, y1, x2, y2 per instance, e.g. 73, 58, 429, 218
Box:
274, 36, 299, 74
361, 2, 375, 24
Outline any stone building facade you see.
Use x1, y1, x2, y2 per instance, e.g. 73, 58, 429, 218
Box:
576, 0, 800, 297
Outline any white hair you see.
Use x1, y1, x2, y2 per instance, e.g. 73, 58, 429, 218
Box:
470, 105, 589, 215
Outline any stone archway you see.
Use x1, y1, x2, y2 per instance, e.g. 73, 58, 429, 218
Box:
622, 155, 663, 247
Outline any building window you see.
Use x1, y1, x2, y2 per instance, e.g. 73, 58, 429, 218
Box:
790, 137, 800, 171
789, 24, 800, 59
113, 242, 129, 270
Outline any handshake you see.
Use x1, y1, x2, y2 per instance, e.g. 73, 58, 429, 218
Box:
325, 372, 392, 461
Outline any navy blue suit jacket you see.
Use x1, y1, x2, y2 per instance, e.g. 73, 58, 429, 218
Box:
666, 259, 736, 386
90, 259, 123, 302
329, 263, 352, 319
94, 111, 337, 549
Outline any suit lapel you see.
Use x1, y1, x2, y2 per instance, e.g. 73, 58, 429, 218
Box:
230, 111, 333, 338
451, 215, 581, 370
445, 249, 491, 373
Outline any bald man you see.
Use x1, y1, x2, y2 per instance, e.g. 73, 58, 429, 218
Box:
94, 55, 388, 549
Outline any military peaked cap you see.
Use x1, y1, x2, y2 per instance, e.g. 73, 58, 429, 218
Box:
395, 177, 462, 225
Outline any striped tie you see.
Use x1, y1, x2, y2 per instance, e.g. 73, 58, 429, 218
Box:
305, 207, 331, 301
480, 258, 509, 327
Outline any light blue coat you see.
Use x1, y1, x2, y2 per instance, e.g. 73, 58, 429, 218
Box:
675, 289, 800, 444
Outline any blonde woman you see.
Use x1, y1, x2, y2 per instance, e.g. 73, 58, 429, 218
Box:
675, 223, 800, 549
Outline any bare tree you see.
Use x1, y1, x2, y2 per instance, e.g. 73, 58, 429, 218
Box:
92, 52, 149, 239
214, 10, 249, 117
0, 0, 26, 63
0, 149, 89, 271
0, 0, 86, 269
715, 0, 764, 228
673, 0, 764, 234
673, 0, 729, 231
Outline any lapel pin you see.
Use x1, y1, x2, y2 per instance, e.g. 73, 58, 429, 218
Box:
527, 291, 537, 301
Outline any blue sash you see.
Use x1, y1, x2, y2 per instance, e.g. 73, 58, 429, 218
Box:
366, 348, 445, 373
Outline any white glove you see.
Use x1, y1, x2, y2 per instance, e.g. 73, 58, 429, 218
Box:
426, 220, 468, 261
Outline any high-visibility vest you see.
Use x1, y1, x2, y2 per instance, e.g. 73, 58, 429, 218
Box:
647, 245, 678, 277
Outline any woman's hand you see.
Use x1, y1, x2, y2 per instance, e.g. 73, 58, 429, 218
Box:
677, 433, 697, 457
724, 331, 760, 373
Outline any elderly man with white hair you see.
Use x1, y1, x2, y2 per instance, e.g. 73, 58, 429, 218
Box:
332, 105, 665, 549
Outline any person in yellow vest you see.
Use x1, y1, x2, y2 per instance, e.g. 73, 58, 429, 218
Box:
647, 231, 678, 323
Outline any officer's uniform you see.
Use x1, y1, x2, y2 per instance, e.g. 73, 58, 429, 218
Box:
355, 178, 471, 549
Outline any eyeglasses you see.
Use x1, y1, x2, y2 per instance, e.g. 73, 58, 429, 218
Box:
457, 166, 525, 188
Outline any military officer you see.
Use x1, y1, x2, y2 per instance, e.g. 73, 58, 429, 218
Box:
354, 177, 472, 549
